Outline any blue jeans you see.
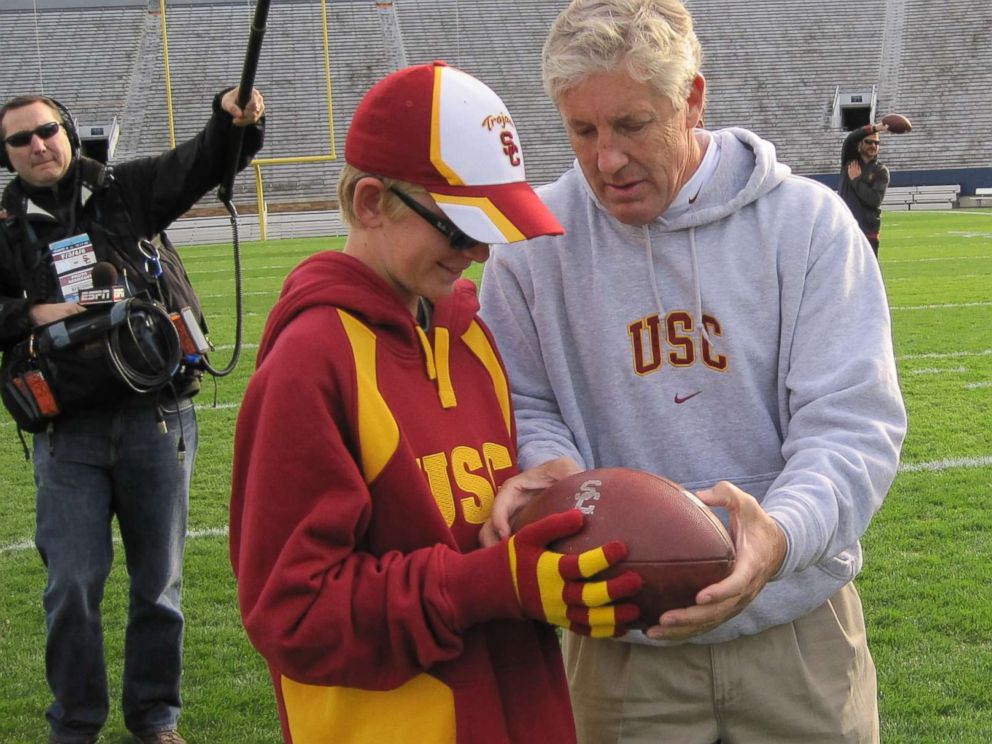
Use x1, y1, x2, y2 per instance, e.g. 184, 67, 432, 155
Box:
33, 398, 197, 741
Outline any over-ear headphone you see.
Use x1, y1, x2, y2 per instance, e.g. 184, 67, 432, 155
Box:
0, 95, 79, 172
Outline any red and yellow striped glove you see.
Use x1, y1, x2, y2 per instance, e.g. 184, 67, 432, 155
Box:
507, 510, 642, 637
444, 510, 642, 638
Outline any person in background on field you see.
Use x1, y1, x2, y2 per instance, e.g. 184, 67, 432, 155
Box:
838, 121, 892, 256
478, 1, 907, 742
0, 86, 265, 744
229, 61, 642, 744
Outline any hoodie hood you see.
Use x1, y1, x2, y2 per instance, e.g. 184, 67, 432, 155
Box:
257, 251, 481, 367
569, 127, 792, 342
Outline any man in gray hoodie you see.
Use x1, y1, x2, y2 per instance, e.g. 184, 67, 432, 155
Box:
479, 1, 906, 742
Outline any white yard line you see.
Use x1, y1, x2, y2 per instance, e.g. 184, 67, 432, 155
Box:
899, 456, 992, 473
891, 301, 992, 310
211, 343, 258, 351
199, 290, 277, 299
0, 402, 243, 428
192, 265, 295, 274
884, 254, 992, 264
887, 273, 990, 282
2, 526, 229, 556
898, 349, 992, 361
4, 452, 992, 556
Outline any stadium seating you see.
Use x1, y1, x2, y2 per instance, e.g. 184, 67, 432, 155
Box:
883, 185, 961, 212
0, 4, 145, 123
687, 0, 883, 175
392, 0, 573, 185
883, 0, 992, 173
1, 0, 990, 238
687, 0, 992, 178
959, 188, 992, 209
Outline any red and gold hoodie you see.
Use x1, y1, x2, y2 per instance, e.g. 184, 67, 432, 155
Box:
230, 251, 575, 744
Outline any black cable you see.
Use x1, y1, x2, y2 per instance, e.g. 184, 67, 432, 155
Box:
200, 201, 243, 378
208, 0, 271, 378
161, 381, 189, 463
104, 299, 181, 393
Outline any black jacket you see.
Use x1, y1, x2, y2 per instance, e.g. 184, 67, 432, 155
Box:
0, 90, 264, 400
837, 125, 890, 235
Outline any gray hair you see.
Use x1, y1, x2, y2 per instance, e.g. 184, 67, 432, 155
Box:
543, 0, 703, 109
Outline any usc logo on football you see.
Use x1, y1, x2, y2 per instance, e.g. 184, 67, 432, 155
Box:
572, 479, 603, 515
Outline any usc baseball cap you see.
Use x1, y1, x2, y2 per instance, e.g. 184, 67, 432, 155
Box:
345, 60, 564, 244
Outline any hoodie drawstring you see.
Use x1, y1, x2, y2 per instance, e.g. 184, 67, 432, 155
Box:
688, 227, 711, 346
415, 326, 457, 409
644, 225, 667, 321
644, 224, 710, 346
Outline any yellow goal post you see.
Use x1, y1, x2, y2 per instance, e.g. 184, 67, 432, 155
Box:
158, 0, 338, 240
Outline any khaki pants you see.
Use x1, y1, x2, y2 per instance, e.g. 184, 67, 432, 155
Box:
563, 583, 878, 744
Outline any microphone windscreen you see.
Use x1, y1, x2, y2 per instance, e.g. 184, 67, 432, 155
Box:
91, 261, 119, 288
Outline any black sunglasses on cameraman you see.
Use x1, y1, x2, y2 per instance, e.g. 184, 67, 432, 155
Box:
4, 121, 62, 148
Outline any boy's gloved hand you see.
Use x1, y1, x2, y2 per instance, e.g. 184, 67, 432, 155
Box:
445, 510, 642, 638
508, 510, 643, 637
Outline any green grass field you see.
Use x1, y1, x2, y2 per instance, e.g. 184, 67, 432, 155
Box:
1, 210, 990, 742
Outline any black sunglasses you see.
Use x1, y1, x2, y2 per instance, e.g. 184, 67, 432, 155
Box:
389, 187, 482, 251
3, 121, 62, 148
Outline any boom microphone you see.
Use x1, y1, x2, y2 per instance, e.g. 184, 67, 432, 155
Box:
218, 0, 271, 203
209, 0, 273, 380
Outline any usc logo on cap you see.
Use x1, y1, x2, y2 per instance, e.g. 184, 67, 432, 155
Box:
500, 131, 521, 167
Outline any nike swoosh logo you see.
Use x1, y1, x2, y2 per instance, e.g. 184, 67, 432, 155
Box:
674, 391, 702, 404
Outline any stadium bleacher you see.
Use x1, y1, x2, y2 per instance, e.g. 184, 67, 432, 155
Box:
0, 2, 146, 145
883, 184, 962, 212
1, 0, 990, 240
393, 0, 573, 185
686, 0, 886, 175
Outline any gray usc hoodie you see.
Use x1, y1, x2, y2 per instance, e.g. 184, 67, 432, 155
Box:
480, 127, 906, 644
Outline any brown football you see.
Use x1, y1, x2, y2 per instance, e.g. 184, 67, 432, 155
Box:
881, 113, 912, 134
510, 467, 736, 629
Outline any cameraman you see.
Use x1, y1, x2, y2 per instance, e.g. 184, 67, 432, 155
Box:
0, 87, 264, 744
